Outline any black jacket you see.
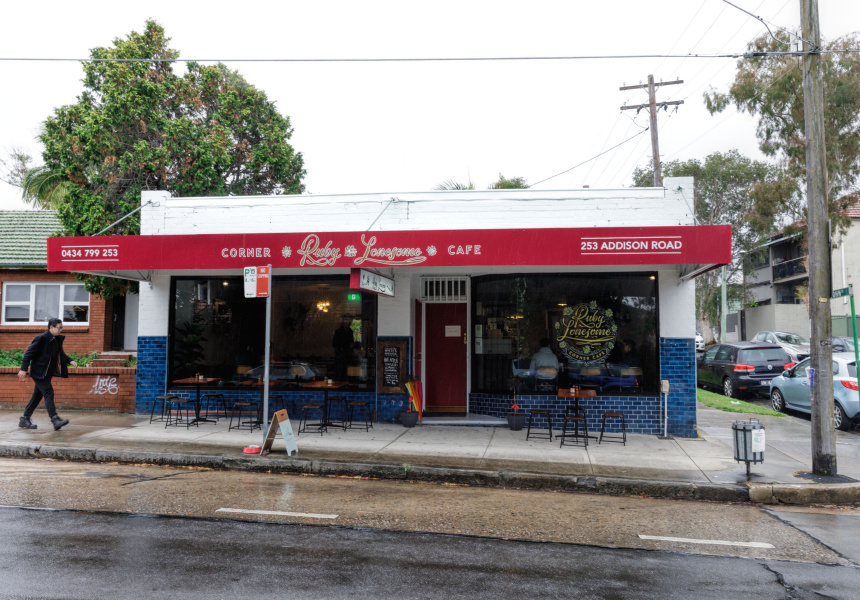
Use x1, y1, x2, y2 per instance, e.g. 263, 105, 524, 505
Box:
20, 331, 72, 380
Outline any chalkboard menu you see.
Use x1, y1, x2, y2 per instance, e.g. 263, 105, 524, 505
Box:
376, 337, 409, 394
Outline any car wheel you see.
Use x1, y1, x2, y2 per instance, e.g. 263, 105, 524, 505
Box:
770, 388, 785, 413
723, 377, 735, 399
834, 403, 851, 431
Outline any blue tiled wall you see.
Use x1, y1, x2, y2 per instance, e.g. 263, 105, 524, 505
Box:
469, 337, 698, 437
659, 337, 697, 438
136, 336, 168, 414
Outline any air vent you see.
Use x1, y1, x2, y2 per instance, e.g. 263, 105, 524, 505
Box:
420, 277, 469, 303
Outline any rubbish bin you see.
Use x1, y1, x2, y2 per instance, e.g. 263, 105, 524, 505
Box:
732, 418, 765, 479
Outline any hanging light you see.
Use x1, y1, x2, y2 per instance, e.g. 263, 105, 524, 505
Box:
317, 300, 330, 312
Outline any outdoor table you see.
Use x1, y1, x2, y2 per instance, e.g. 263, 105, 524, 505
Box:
171, 377, 221, 424
557, 388, 597, 439
301, 380, 348, 429
238, 379, 282, 424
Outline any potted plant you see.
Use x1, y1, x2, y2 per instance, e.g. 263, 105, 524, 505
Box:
400, 407, 419, 427
507, 403, 526, 431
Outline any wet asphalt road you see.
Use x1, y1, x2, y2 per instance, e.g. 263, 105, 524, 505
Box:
2, 506, 860, 600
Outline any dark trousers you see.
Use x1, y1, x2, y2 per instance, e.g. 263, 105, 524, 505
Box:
23, 376, 58, 420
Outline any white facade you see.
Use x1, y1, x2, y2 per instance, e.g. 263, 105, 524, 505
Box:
137, 177, 698, 342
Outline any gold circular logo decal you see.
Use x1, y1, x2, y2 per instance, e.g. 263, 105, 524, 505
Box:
555, 301, 618, 364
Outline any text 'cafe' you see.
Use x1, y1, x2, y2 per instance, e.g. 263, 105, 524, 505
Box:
47, 178, 730, 437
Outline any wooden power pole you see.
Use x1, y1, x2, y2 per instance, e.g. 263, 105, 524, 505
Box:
801, 0, 837, 476
620, 75, 683, 186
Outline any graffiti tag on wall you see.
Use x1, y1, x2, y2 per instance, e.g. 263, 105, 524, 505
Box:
88, 376, 119, 395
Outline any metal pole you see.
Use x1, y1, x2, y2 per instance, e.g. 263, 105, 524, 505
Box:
261, 264, 272, 447
851, 286, 860, 410
721, 265, 727, 343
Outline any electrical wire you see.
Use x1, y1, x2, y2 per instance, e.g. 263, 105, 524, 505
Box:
528, 128, 649, 188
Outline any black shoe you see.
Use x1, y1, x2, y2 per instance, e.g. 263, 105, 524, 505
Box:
18, 416, 37, 430
51, 417, 69, 431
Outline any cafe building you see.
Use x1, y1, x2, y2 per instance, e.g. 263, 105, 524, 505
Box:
47, 177, 730, 437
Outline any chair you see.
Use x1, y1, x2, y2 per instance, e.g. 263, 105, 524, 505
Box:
201, 393, 228, 420
346, 400, 373, 431
165, 397, 198, 429
326, 396, 348, 430
559, 405, 588, 447
298, 403, 326, 435
228, 400, 261, 432
526, 409, 553, 441
150, 394, 176, 423
599, 411, 627, 445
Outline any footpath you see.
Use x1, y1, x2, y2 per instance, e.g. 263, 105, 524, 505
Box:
1, 405, 859, 505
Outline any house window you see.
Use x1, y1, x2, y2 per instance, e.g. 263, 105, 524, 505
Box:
1, 283, 89, 325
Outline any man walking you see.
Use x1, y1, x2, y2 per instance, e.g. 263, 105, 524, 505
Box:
17, 318, 77, 430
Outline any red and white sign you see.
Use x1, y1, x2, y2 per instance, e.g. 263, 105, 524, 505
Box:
243, 266, 270, 298
47, 225, 731, 272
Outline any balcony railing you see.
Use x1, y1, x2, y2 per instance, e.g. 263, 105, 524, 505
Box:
772, 256, 808, 281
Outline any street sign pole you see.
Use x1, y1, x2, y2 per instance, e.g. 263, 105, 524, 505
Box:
850, 285, 860, 411
262, 264, 272, 447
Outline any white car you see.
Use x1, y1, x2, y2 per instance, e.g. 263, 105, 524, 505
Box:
750, 331, 810, 362
695, 332, 705, 352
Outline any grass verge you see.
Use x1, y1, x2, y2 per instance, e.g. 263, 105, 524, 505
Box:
697, 387, 784, 417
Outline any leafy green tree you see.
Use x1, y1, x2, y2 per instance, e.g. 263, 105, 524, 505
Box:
633, 150, 789, 342
434, 173, 528, 191
37, 20, 306, 297
704, 32, 860, 232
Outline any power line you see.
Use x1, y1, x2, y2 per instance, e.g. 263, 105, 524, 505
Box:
529, 128, 650, 188
0, 49, 857, 64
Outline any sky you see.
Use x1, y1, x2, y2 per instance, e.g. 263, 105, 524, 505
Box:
1, 0, 859, 210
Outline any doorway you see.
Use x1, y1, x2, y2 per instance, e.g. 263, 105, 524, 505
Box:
423, 303, 468, 413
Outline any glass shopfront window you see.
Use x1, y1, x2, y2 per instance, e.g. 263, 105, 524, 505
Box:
170, 276, 377, 389
472, 273, 658, 394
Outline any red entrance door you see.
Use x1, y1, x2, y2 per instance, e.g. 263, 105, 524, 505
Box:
424, 303, 467, 412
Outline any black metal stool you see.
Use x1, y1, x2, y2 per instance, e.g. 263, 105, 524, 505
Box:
599, 411, 627, 445
150, 394, 176, 423
559, 405, 588, 447
165, 397, 198, 429
228, 400, 261, 432
298, 403, 325, 435
346, 400, 373, 431
325, 396, 348, 430
526, 409, 553, 441
201, 393, 228, 420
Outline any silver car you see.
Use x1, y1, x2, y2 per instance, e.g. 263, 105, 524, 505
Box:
769, 352, 860, 431
751, 331, 810, 362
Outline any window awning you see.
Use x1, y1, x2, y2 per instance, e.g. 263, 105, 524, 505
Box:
47, 225, 731, 281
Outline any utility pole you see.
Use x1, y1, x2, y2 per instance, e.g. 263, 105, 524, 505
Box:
620, 75, 683, 187
801, 0, 836, 476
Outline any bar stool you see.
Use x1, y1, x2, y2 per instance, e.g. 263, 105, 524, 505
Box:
150, 394, 176, 423
526, 409, 553, 441
228, 400, 260, 432
201, 393, 228, 420
298, 403, 325, 435
599, 411, 627, 445
346, 400, 373, 431
559, 405, 588, 447
165, 397, 198, 429
326, 396, 348, 430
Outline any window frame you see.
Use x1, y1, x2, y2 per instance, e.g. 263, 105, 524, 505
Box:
1, 282, 90, 326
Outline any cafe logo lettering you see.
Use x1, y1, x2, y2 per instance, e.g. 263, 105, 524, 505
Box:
294, 234, 427, 267
555, 301, 618, 364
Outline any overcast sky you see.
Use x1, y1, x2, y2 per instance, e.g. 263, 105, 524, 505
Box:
1, 0, 858, 210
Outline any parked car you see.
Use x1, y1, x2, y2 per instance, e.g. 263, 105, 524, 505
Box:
832, 336, 856, 353
769, 353, 860, 431
235, 361, 322, 384
695, 332, 705, 352
697, 342, 793, 399
750, 331, 810, 362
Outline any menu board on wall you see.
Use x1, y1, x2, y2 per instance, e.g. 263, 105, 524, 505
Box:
376, 337, 410, 394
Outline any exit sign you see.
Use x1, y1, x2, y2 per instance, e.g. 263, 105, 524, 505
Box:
347, 293, 362, 301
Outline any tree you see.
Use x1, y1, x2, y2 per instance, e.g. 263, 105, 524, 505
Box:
704, 32, 860, 232
434, 173, 528, 191
36, 20, 306, 297
632, 150, 790, 342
